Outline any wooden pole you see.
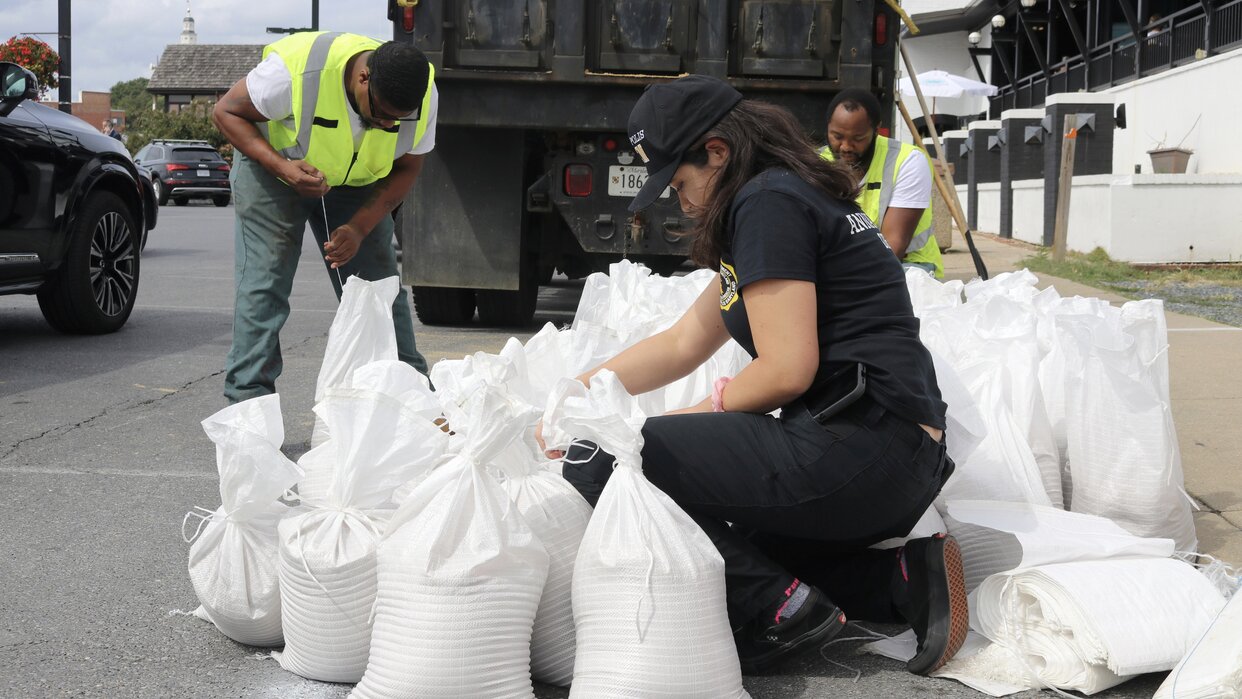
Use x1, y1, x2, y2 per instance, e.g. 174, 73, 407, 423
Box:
897, 99, 969, 236
895, 47, 989, 279
1052, 114, 1079, 263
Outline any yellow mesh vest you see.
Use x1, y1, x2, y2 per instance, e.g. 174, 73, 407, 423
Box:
261, 32, 434, 187
820, 137, 943, 278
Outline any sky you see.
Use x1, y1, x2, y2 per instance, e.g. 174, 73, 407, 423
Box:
0, 0, 394, 95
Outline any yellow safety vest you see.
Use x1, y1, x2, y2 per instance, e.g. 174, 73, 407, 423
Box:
820, 136, 943, 278
261, 32, 435, 187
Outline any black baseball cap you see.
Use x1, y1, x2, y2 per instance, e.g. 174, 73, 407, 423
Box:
626, 75, 743, 212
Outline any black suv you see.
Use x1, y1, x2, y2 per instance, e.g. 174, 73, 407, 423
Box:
1, 62, 155, 334
134, 139, 231, 206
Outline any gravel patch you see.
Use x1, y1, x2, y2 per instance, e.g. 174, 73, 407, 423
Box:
1106, 280, 1242, 327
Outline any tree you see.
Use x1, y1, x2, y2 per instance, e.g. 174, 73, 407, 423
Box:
0, 37, 58, 96
124, 99, 230, 156
110, 77, 153, 121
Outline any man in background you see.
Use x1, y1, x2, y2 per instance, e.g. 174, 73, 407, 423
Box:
821, 88, 943, 278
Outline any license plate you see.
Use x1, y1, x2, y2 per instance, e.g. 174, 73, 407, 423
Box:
196, 169, 210, 177
608, 165, 669, 199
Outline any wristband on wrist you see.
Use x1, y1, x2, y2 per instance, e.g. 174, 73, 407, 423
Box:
711, 376, 733, 413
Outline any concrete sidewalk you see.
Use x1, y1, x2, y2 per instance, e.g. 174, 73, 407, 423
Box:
940, 233, 1242, 567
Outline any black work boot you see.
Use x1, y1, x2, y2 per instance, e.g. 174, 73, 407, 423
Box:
733, 581, 848, 675
893, 533, 970, 675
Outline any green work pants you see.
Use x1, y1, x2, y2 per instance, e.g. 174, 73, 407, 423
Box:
223, 153, 428, 404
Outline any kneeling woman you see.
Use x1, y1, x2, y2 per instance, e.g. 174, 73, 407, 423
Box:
539, 76, 967, 676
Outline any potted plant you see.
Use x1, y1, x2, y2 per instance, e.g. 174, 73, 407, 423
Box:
1147, 145, 1193, 174
1146, 117, 1199, 174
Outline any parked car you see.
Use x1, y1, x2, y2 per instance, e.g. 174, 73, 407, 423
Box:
0, 62, 151, 334
135, 164, 159, 251
133, 139, 231, 207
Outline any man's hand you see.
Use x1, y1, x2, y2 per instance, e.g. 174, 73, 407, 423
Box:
278, 159, 331, 198
324, 223, 366, 269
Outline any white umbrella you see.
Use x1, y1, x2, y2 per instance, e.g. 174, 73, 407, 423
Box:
897, 69, 999, 98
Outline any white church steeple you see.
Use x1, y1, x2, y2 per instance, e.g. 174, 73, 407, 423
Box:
179, 1, 198, 45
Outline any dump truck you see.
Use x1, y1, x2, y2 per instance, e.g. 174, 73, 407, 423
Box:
389, 0, 900, 326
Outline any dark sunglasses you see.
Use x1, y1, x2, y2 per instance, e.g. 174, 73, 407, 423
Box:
366, 82, 421, 123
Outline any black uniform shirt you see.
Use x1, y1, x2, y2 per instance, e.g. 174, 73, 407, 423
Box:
718, 168, 947, 430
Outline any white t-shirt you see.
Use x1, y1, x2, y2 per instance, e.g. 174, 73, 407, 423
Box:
886, 145, 932, 211
246, 52, 438, 156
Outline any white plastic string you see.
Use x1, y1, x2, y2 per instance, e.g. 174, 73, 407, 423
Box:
817, 623, 889, 682
181, 506, 219, 544
291, 508, 382, 635
320, 196, 344, 288
560, 439, 602, 466
633, 518, 657, 643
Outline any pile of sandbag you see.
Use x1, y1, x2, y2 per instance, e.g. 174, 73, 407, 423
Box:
181, 268, 753, 696
180, 266, 1235, 697
892, 268, 1226, 695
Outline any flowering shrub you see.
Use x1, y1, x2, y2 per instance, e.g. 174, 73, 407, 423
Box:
0, 36, 59, 95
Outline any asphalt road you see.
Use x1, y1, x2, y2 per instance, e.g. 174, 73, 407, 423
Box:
0, 204, 1168, 698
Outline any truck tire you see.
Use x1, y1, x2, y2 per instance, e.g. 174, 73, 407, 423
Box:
411, 285, 475, 325
37, 191, 140, 334
476, 259, 538, 327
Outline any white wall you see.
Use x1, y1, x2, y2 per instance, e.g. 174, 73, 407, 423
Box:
1110, 175, 1242, 262
1106, 50, 1242, 176
1007, 175, 1242, 262
1011, 179, 1046, 245
956, 182, 1001, 235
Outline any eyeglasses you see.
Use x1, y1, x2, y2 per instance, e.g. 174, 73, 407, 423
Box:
366, 83, 421, 123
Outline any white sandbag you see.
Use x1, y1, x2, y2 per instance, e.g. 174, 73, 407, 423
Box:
974, 557, 1226, 694
300, 359, 442, 504
309, 276, 401, 448
919, 299, 1057, 506
905, 266, 964, 315
351, 385, 548, 699
495, 440, 593, 687
544, 372, 749, 699
1154, 588, 1242, 699
963, 269, 1041, 303
186, 394, 302, 647
1057, 313, 1197, 551
927, 347, 985, 477
277, 388, 448, 683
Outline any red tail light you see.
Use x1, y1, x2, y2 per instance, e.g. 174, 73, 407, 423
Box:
602, 137, 618, 152
878, 127, 891, 137
564, 164, 593, 197
167, 163, 189, 171
875, 13, 889, 46
220, 164, 230, 171
402, 7, 415, 32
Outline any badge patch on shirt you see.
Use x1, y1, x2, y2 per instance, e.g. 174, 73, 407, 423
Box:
719, 260, 739, 311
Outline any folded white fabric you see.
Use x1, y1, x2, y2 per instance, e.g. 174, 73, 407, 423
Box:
1153, 589, 1242, 699
975, 557, 1226, 694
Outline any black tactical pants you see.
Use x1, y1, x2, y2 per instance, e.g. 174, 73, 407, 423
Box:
563, 395, 953, 626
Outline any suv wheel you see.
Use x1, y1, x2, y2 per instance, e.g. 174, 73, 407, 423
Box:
153, 177, 169, 206
37, 191, 140, 334
213, 195, 230, 207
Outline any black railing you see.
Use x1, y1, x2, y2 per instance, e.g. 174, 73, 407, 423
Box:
1214, 0, 1242, 49
991, 0, 1242, 111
